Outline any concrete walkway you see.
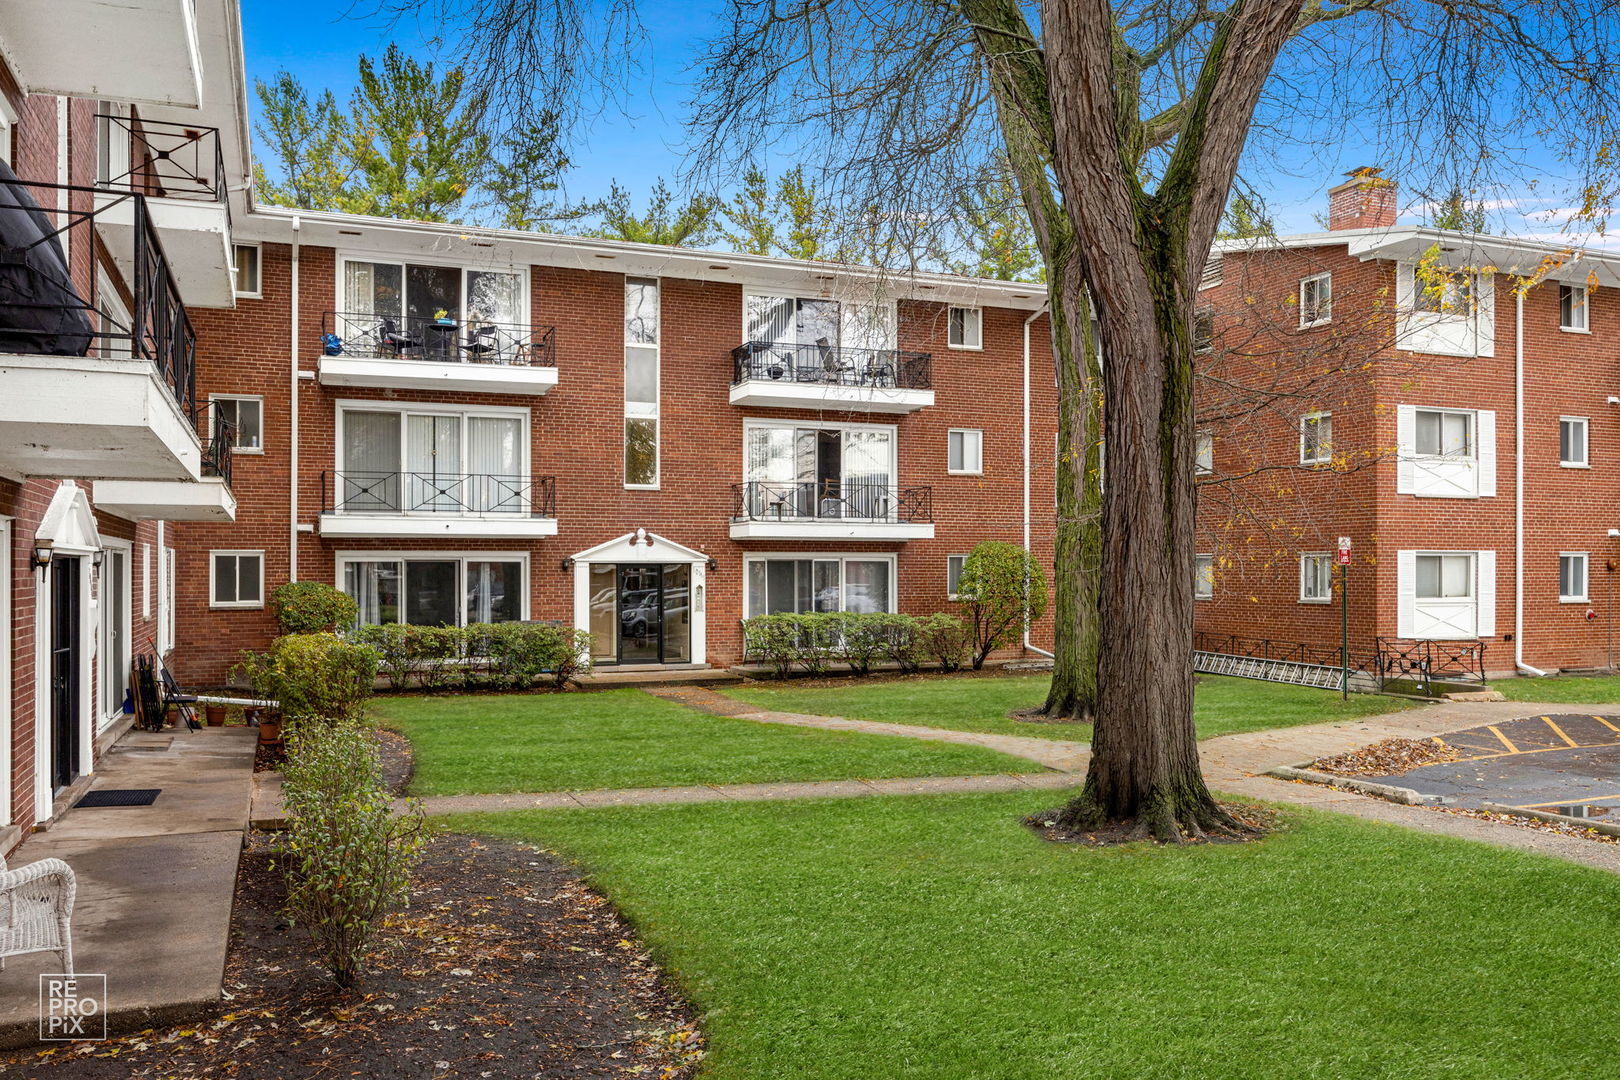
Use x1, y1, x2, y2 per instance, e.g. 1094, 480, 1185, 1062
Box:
0, 726, 257, 1047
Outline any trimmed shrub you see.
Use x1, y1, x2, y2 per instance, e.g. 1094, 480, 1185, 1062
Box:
918, 613, 971, 674
354, 622, 594, 692
744, 614, 802, 680
277, 716, 427, 988
269, 582, 359, 635
408, 626, 465, 693
872, 613, 925, 674
236, 633, 380, 722
352, 624, 414, 691
825, 611, 886, 676
791, 614, 836, 676
956, 541, 1049, 669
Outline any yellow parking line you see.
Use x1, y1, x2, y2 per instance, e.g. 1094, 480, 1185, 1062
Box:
1544, 717, 1579, 748
1487, 725, 1520, 754
1593, 715, 1620, 735
1451, 742, 1620, 764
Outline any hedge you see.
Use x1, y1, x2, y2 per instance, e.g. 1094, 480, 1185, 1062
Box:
351, 622, 593, 691
740, 611, 969, 678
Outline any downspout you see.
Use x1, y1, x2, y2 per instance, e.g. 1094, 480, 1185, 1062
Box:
289, 214, 301, 581
1514, 286, 1547, 677
1023, 303, 1054, 659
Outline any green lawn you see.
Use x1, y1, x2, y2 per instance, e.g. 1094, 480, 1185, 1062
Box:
371, 689, 1034, 796
1492, 674, 1620, 704
721, 673, 1415, 741
458, 792, 1620, 1079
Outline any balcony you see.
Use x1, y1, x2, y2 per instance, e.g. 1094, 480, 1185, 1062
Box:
92, 402, 237, 521
0, 178, 208, 482
730, 342, 934, 413
93, 115, 234, 307
317, 313, 559, 396
318, 471, 559, 538
0, 0, 203, 108
729, 481, 934, 541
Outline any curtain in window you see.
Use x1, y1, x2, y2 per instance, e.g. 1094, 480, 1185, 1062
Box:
406, 415, 462, 511
744, 427, 796, 515
467, 270, 520, 324
843, 429, 892, 518
466, 416, 522, 512
345, 261, 403, 320
465, 560, 522, 623
344, 561, 400, 625
341, 411, 401, 511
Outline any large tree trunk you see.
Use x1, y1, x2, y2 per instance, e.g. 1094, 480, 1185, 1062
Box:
1039, 0, 1305, 838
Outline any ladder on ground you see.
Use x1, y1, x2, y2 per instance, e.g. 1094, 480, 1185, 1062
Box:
1194, 650, 1348, 690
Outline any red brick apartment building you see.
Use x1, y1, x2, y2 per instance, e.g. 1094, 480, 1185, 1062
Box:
1194, 169, 1620, 679
0, 1, 1060, 839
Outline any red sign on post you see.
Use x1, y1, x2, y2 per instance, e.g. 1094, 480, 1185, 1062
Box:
1336, 536, 1352, 566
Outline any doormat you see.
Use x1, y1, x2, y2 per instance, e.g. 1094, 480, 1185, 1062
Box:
75, 788, 161, 808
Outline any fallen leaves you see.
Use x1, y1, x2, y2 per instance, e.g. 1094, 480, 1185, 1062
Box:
1313, 737, 1465, 777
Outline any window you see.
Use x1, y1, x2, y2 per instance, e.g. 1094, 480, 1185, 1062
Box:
1194, 309, 1214, 352
1299, 554, 1333, 603
99, 543, 130, 723
232, 243, 261, 298
743, 421, 897, 518
948, 306, 983, 349
96, 267, 132, 360
210, 551, 264, 609
1413, 269, 1473, 314
745, 556, 895, 617
1560, 553, 1589, 603
1560, 417, 1589, 467
1559, 284, 1589, 332
1194, 555, 1214, 599
1415, 553, 1473, 600
625, 277, 660, 487
340, 555, 526, 626
336, 404, 528, 514
947, 555, 968, 599
1195, 431, 1214, 475
1300, 412, 1332, 465
338, 258, 525, 355
0, 97, 14, 168
1299, 272, 1332, 327
141, 543, 151, 619
1401, 550, 1492, 640
212, 395, 263, 452
1414, 408, 1474, 459
948, 429, 983, 474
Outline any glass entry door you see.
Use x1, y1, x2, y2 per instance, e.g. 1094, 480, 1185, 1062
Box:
617, 565, 663, 663
594, 564, 694, 665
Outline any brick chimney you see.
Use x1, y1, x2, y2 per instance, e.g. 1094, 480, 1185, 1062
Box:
1326, 166, 1397, 231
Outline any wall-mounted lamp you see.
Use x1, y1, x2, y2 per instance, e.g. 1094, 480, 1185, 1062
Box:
706, 557, 718, 571
560, 557, 574, 572
92, 549, 105, 569
30, 539, 52, 570
1608, 396, 1620, 405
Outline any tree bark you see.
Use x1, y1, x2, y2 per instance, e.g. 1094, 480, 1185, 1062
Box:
1040, 0, 1305, 838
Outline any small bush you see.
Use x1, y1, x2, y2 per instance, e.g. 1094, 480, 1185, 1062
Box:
744, 615, 802, 679
791, 614, 836, 676
355, 622, 594, 692
269, 582, 359, 635
236, 633, 380, 722
408, 626, 465, 693
277, 716, 427, 988
826, 612, 886, 676
872, 613, 925, 674
353, 624, 413, 691
956, 541, 1049, 669
918, 613, 971, 674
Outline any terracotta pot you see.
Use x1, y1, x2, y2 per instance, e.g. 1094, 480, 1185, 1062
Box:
257, 717, 282, 744
205, 704, 226, 727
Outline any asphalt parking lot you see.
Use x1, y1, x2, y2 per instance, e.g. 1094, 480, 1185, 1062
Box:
1367, 713, 1620, 816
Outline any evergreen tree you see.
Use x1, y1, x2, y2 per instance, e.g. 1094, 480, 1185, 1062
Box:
588, 179, 720, 247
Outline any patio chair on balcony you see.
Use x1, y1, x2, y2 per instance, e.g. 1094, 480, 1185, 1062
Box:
0, 854, 76, 974
817, 338, 850, 384
379, 318, 419, 357
460, 324, 500, 362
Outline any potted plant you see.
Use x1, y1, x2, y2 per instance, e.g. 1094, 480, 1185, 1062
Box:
204, 703, 227, 726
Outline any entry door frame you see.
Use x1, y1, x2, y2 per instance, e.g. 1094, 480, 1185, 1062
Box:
616, 563, 665, 664
49, 556, 83, 792
569, 532, 709, 666
32, 481, 102, 820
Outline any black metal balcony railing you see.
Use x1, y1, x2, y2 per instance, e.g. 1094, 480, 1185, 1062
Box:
95, 114, 228, 206
198, 402, 235, 489
732, 341, 931, 390
1374, 638, 1488, 685
731, 480, 932, 524
321, 471, 557, 517
0, 177, 197, 417
321, 312, 557, 367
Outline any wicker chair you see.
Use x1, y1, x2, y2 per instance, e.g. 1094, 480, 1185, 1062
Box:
0, 855, 76, 973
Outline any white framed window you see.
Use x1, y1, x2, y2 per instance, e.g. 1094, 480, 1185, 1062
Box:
1397, 404, 1496, 499
1412, 268, 1473, 315
1396, 262, 1495, 358
948, 429, 983, 474
1195, 431, 1214, 475
1560, 416, 1589, 468
742, 419, 898, 518
1559, 283, 1589, 332
338, 255, 527, 326
1560, 553, 1589, 603
1398, 549, 1495, 640
232, 243, 262, 298
338, 552, 529, 626
211, 395, 264, 452
947, 554, 968, 599
625, 277, 660, 488
141, 542, 151, 619
1194, 309, 1214, 353
1414, 408, 1473, 458
0, 96, 15, 168
98, 540, 132, 725
744, 554, 897, 617
948, 306, 983, 349
1299, 553, 1333, 603
334, 401, 530, 514
1299, 272, 1332, 328
210, 551, 264, 609
96, 267, 132, 360
1194, 554, 1214, 599
1300, 412, 1332, 465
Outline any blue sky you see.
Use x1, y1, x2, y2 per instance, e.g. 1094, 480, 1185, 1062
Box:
241, 1, 1588, 243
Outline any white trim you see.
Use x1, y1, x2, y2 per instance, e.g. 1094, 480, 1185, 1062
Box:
98, 539, 133, 730
625, 276, 662, 489
1194, 553, 1214, 600
1299, 552, 1333, 604
333, 251, 532, 325
1299, 411, 1332, 465
209, 550, 266, 609
1195, 431, 1214, 475
1559, 416, 1590, 468
210, 393, 265, 453
1298, 271, 1332, 328
1559, 552, 1590, 604
141, 543, 151, 620
947, 306, 984, 350
947, 428, 984, 475
0, 517, 11, 824
231, 242, 263, 299
333, 399, 535, 518
740, 552, 901, 619
946, 553, 968, 600
1558, 282, 1589, 332
334, 550, 533, 627
568, 533, 708, 665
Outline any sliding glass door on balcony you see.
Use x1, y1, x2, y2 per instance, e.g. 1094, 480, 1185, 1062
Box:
337, 407, 527, 515
743, 423, 895, 519
338, 259, 526, 361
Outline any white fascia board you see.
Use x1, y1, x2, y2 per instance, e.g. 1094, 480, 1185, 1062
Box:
318, 356, 559, 396
318, 514, 559, 539
728, 381, 933, 414
91, 478, 237, 522
729, 521, 934, 542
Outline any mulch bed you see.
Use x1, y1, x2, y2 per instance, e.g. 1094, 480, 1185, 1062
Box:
1312, 737, 1465, 777
1007, 706, 1091, 726
1024, 801, 1279, 846
0, 834, 702, 1079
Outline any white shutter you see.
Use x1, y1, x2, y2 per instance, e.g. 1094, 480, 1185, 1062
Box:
1474, 409, 1496, 497
1473, 272, 1496, 358
1396, 550, 1417, 639
1396, 406, 1416, 494
1476, 550, 1497, 637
